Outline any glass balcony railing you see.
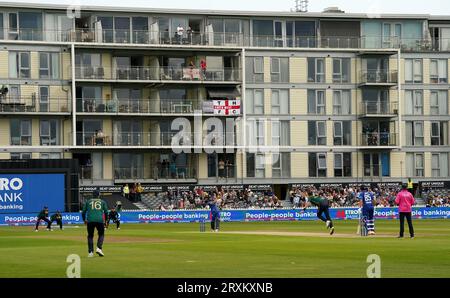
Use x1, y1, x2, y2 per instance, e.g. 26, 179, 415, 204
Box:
360, 70, 398, 84
74, 66, 241, 82
359, 102, 399, 116
77, 98, 231, 115
4, 28, 450, 52
114, 166, 197, 180
76, 132, 237, 147
360, 133, 398, 147
0, 96, 71, 113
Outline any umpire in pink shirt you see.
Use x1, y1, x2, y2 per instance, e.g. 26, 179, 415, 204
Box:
395, 184, 415, 238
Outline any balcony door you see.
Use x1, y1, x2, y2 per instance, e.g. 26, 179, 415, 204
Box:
364, 153, 390, 177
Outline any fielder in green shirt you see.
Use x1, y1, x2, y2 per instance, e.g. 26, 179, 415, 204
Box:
82, 190, 109, 257
303, 191, 335, 235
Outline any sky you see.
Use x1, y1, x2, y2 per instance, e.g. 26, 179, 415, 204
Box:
1, 0, 449, 15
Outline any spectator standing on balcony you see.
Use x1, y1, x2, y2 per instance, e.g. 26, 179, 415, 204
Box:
176, 24, 184, 44
395, 184, 415, 239
200, 59, 207, 80
122, 184, 130, 200
95, 129, 105, 146
407, 178, 414, 196
130, 183, 137, 202
187, 26, 193, 43
218, 159, 225, 178
136, 183, 144, 202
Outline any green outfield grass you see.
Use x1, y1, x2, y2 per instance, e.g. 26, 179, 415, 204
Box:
0, 220, 449, 278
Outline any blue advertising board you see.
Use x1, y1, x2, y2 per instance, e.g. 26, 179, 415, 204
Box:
0, 174, 65, 214
1, 207, 449, 226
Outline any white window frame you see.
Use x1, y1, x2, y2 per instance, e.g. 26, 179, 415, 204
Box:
316, 121, 326, 145
255, 153, 265, 178
430, 59, 448, 84
431, 122, 442, 146
270, 57, 281, 82
317, 153, 327, 176
334, 121, 343, 146
414, 153, 424, 177
334, 153, 343, 177
316, 90, 325, 114
413, 90, 423, 115
316, 58, 325, 83
432, 153, 441, 177
272, 120, 280, 146
254, 57, 264, 74
414, 121, 424, 146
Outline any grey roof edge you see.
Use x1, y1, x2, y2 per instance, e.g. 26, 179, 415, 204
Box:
0, 1, 442, 20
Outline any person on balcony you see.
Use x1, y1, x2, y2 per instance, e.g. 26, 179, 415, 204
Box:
218, 159, 225, 178
95, 129, 105, 146
122, 184, 130, 200
176, 24, 184, 44
200, 59, 207, 80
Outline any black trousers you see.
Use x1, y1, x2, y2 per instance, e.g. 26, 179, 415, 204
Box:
87, 222, 105, 253
35, 216, 51, 230
399, 212, 414, 237
51, 219, 63, 230
317, 202, 333, 228
211, 214, 220, 230
107, 218, 120, 229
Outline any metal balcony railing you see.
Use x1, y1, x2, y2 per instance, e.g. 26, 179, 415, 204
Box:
3, 28, 450, 52
0, 96, 70, 113
360, 102, 399, 116
360, 133, 398, 147
76, 132, 237, 147
114, 166, 197, 180
360, 70, 398, 84
74, 66, 241, 82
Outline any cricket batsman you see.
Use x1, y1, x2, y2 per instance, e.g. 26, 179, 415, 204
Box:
35, 206, 52, 231
82, 190, 108, 257
303, 191, 335, 235
358, 187, 376, 235
208, 197, 221, 232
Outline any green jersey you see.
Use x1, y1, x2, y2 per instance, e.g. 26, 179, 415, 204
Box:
82, 198, 108, 223
50, 213, 62, 221
38, 209, 48, 218
307, 196, 326, 207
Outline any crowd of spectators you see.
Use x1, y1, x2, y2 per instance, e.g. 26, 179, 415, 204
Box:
289, 185, 402, 208
157, 187, 283, 210
425, 193, 450, 207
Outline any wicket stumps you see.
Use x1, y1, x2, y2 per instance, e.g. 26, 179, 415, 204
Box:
200, 220, 206, 232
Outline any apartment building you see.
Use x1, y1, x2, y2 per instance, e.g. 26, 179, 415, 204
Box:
0, 3, 449, 198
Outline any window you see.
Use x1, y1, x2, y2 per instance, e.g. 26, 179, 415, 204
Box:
271, 89, 289, 114
11, 153, 31, 160
308, 58, 325, 83
40, 120, 60, 146
17, 12, 43, 41
404, 90, 423, 115
9, 52, 30, 78
245, 89, 264, 114
309, 153, 327, 177
9, 85, 20, 104
40, 153, 61, 159
270, 57, 289, 82
272, 153, 290, 178
39, 52, 60, 79
430, 59, 448, 84
0, 14, 3, 40
333, 121, 351, 146
271, 120, 290, 146
334, 153, 352, 177
430, 91, 448, 115
247, 153, 266, 178
333, 90, 351, 115
406, 153, 424, 177
333, 58, 350, 83
405, 59, 422, 83
432, 153, 449, 177
308, 121, 326, 145
431, 122, 448, 146
245, 57, 264, 83
247, 119, 265, 146
307, 90, 326, 114
10, 119, 31, 146
405, 121, 424, 146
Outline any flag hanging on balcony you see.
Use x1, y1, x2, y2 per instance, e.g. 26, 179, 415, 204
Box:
213, 100, 241, 115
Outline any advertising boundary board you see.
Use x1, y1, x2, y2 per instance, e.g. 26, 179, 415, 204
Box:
1, 207, 449, 226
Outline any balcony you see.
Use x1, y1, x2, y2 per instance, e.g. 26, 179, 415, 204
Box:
360, 133, 398, 147
0, 96, 70, 114
76, 132, 236, 148
359, 102, 399, 118
74, 66, 241, 83
4, 29, 450, 53
114, 166, 197, 181
359, 70, 398, 87
76, 98, 240, 116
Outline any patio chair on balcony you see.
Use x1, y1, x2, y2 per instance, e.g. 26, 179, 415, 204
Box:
96, 67, 105, 79
26, 95, 36, 112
